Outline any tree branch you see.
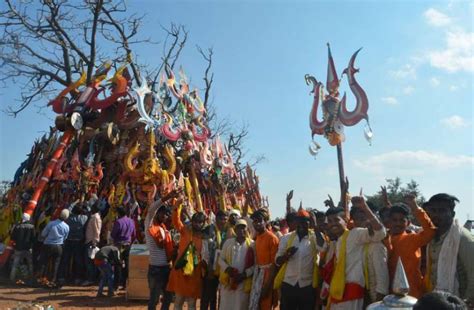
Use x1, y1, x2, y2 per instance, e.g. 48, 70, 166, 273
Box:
196, 45, 214, 110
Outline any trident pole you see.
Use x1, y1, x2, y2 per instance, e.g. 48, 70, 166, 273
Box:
336, 142, 348, 214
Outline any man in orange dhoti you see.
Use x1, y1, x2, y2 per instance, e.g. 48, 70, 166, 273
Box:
249, 208, 279, 310
387, 194, 435, 298
166, 204, 207, 310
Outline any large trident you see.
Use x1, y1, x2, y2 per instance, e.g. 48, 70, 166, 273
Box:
305, 43, 372, 199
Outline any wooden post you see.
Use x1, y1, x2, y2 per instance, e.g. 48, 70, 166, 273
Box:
336, 142, 348, 216
336, 143, 345, 194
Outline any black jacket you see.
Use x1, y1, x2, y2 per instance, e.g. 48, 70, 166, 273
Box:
11, 222, 35, 251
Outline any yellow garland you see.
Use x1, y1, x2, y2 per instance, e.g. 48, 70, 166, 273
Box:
218, 238, 253, 293
329, 230, 350, 300
184, 176, 194, 207
274, 233, 297, 289
273, 232, 320, 290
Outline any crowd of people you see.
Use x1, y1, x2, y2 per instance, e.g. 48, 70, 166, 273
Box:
4, 187, 474, 310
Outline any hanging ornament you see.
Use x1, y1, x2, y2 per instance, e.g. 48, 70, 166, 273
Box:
364, 123, 373, 146
309, 140, 321, 158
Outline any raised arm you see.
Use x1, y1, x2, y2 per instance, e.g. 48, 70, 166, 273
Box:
286, 190, 294, 214
405, 194, 435, 247
352, 196, 386, 243
145, 199, 162, 229
381, 186, 392, 208
172, 204, 185, 232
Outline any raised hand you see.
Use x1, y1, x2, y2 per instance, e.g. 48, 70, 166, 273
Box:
351, 196, 366, 208
404, 193, 418, 211
381, 186, 391, 208
352, 195, 383, 230
324, 194, 336, 208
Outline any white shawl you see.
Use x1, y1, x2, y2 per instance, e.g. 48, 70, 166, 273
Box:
434, 220, 463, 294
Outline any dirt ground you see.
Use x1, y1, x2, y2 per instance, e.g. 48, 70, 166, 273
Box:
0, 282, 150, 309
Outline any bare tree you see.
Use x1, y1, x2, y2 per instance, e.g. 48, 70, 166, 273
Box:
150, 23, 188, 89
195, 45, 266, 171
0, 0, 148, 116
1, 0, 265, 169
227, 123, 266, 172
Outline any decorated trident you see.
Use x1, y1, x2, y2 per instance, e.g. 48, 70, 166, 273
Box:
305, 43, 372, 196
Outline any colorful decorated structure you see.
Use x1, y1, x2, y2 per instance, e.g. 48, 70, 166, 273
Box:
0, 61, 263, 246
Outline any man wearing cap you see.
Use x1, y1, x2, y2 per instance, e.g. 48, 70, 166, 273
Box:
218, 218, 255, 310
10, 213, 35, 283
275, 208, 319, 310
38, 208, 70, 285
424, 193, 474, 305
249, 208, 279, 310
227, 209, 241, 238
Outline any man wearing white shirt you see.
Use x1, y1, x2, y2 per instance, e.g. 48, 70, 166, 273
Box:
325, 197, 386, 310
218, 219, 255, 310
275, 209, 318, 310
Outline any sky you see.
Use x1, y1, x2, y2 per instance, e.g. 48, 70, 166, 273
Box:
0, 0, 473, 223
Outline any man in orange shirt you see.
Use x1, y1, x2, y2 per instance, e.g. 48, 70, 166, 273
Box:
387, 194, 435, 298
249, 208, 279, 310
166, 204, 207, 310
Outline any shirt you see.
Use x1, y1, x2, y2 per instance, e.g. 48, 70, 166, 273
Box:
276, 232, 317, 287
111, 215, 136, 244
85, 212, 102, 244
255, 230, 279, 266
41, 219, 70, 245
366, 242, 389, 301
335, 228, 386, 288
66, 214, 88, 241
388, 207, 435, 298
95, 245, 121, 265
11, 222, 35, 251
219, 237, 255, 290
144, 200, 168, 266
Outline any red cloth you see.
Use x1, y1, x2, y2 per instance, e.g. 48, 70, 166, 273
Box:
320, 254, 335, 282
330, 283, 365, 304
94, 258, 105, 266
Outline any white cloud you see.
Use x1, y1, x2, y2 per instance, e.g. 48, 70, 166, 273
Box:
381, 97, 398, 105
449, 85, 459, 91
427, 29, 474, 72
354, 150, 474, 176
402, 86, 415, 95
389, 64, 417, 79
441, 115, 469, 129
430, 77, 440, 87
424, 8, 451, 27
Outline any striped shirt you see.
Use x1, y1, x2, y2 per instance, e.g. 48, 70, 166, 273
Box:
145, 200, 168, 266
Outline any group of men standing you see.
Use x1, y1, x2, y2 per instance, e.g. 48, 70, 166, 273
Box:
143, 189, 473, 310
8, 198, 137, 295
8, 187, 473, 310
